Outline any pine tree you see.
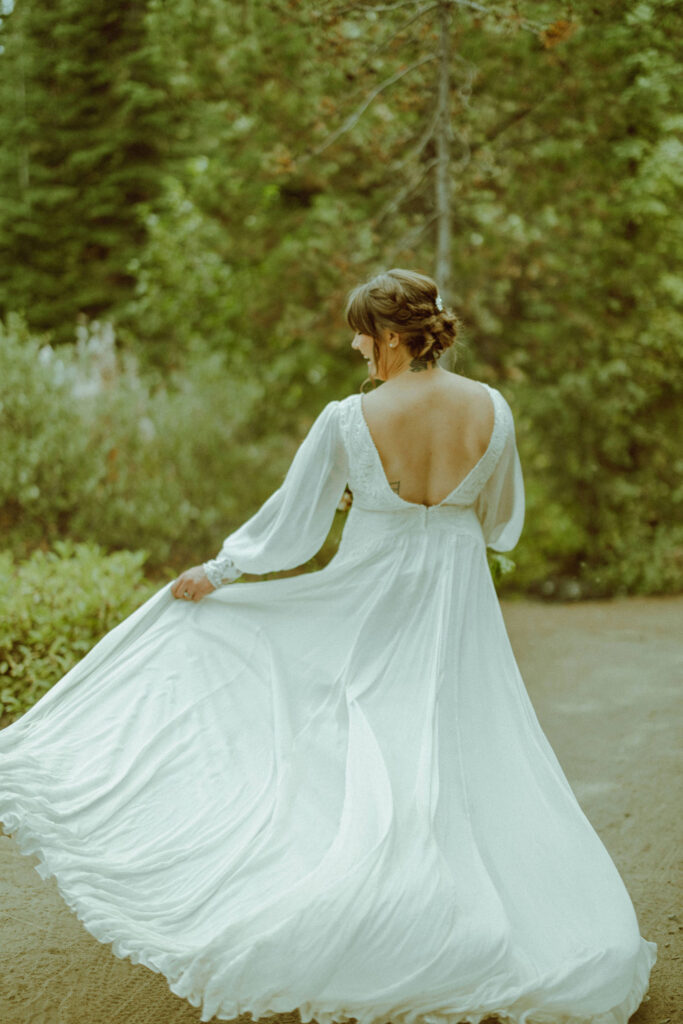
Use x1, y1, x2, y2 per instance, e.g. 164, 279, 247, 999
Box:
0, 0, 173, 342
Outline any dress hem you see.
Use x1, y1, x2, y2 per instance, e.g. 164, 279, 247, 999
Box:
0, 803, 657, 1024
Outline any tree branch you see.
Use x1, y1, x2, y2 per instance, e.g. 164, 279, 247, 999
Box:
326, 0, 547, 33
374, 156, 440, 227
327, 1, 430, 16
385, 212, 440, 261
385, 91, 440, 173
470, 82, 568, 156
448, 0, 546, 33
363, 2, 440, 61
296, 53, 438, 162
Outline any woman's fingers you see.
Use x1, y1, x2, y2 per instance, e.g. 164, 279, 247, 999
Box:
172, 565, 215, 601
172, 574, 194, 601
172, 572, 212, 601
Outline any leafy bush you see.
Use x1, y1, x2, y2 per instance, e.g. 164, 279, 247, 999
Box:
0, 312, 290, 570
0, 542, 157, 724
0, 314, 96, 531
494, 465, 589, 598
493, 396, 683, 599
509, 372, 683, 598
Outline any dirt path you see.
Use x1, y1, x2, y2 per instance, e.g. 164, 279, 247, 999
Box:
501, 595, 682, 1023
1, 596, 680, 1024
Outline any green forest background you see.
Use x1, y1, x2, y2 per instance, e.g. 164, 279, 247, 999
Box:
0, 0, 681, 718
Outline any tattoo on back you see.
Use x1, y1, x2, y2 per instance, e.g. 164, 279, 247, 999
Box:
409, 356, 431, 373
389, 480, 401, 494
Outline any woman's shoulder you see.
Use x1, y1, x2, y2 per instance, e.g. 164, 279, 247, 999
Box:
458, 377, 516, 419
336, 392, 360, 406
310, 395, 360, 440
356, 373, 494, 414
333, 393, 362, 426
331, 377, 512, 417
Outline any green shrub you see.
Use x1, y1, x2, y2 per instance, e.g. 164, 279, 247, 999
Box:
0, 312, 286, 570
494, 468, 589, 596
0, 313, 97, 533
0, 542, 157, 725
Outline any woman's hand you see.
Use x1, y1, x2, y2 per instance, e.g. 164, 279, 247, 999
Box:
171, 565, 215, 602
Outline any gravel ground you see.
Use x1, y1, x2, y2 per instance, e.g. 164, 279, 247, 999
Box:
0, 595, 680, 1024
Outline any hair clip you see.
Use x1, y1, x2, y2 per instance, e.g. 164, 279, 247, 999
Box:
435, 294, 444, 311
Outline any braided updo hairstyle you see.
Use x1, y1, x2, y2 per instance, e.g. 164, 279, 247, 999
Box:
345, 268, 462, 391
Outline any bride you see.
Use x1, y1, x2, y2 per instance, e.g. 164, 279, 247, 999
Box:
0, 268, 656, 1024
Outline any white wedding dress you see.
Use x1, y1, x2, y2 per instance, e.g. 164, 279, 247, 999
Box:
0, 383, 656, 1024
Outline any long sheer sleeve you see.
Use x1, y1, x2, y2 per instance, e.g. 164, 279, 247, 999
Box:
473, 394, 525, 552
203, 399, 350, 585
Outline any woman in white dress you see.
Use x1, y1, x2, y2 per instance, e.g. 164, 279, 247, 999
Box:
0, 268, 656, 1024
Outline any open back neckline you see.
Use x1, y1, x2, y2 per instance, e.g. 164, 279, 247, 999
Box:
357, 381, 497, 510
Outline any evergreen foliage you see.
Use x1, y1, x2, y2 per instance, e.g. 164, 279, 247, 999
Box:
0, 0, 680, 597
0, 0, 172, 341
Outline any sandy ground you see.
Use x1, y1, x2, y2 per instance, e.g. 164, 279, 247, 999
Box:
0, 595, 681, 1024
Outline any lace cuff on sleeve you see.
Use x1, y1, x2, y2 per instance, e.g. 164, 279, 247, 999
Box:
202, 554, 243, 589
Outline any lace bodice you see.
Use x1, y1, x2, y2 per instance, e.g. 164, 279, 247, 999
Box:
204, 383, 525, 586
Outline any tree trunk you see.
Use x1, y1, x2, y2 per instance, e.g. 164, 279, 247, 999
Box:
435, 0, 455, 372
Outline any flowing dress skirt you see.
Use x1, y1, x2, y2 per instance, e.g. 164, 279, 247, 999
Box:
0, 510, 656, 1024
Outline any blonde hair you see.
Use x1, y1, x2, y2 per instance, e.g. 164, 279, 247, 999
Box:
345, 268, 461, 390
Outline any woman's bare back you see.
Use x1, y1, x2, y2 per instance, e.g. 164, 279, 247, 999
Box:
360, 372, 495, 507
